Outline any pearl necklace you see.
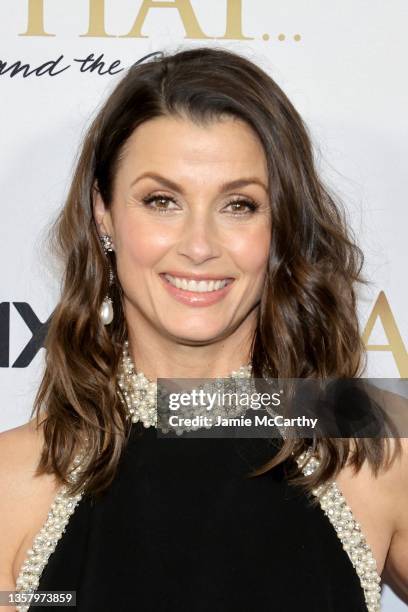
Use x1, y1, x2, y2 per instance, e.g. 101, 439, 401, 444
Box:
117, 340, 253, 431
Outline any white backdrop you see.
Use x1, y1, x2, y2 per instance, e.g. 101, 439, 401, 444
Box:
0, 1, 407, 609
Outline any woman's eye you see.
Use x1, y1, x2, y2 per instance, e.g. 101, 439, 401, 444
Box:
224, 199, 258, 215
141, 194, 179, 213
141, 195, 259, 215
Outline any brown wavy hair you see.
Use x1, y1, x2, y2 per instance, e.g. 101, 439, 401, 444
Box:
32, 46, 401, 498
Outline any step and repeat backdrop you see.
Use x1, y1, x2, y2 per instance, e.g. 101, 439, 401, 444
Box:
0, 1, 407, 608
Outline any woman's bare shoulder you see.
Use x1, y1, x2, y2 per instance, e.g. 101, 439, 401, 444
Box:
335, 435, 408, 598
0, 418, 60, 588
0, 417, 44, 463
0, 417, 55, 494
379, 436, 408, 600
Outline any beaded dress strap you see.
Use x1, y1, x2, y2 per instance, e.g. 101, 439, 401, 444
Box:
14, 454, 86, 612
296, 448, 382, 612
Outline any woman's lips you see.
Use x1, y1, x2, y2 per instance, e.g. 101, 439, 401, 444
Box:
159, 273, 235, 307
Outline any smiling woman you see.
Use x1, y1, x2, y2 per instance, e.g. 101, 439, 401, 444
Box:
93, 114, 271, 341
0, 46, 407, 612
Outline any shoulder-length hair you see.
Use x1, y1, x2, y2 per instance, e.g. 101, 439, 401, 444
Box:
32, 46, 400, 498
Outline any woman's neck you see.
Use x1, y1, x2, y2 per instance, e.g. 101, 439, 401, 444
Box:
126, 316, 255, 382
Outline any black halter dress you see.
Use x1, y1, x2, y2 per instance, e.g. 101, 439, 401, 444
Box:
21, 424, 377, 611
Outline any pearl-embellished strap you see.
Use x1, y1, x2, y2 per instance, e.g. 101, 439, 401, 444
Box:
296, 448, 382, 612
14, 454, 86, 612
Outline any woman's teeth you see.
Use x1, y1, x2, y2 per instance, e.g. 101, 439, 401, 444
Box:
164, 274, 231, 292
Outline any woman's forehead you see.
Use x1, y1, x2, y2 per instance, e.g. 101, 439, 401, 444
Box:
117, 115, 268, 185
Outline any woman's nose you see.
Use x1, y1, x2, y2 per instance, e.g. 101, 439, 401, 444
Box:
176, 210, 222, 265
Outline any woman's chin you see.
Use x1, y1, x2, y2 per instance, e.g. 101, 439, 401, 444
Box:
161, 321, 230, 345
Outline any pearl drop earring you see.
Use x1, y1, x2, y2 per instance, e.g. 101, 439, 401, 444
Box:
100, 234, 114, 325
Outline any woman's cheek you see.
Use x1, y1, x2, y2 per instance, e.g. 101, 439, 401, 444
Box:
230, 225, 270, 272
116, 216, 175, 268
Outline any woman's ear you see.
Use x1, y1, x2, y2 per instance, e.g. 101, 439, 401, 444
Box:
92, 182, 114, 238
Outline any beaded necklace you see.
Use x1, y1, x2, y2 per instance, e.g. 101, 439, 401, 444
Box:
117, 339, 253, 431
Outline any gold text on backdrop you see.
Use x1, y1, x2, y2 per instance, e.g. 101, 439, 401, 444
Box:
19, 0, 254, 40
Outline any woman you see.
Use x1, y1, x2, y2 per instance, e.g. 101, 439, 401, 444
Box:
0, 46, 407, 612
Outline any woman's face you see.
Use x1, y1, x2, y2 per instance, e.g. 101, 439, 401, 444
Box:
94, 114, 271, 344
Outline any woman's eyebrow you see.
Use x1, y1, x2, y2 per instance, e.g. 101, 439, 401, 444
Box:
130, 172, 268, 194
